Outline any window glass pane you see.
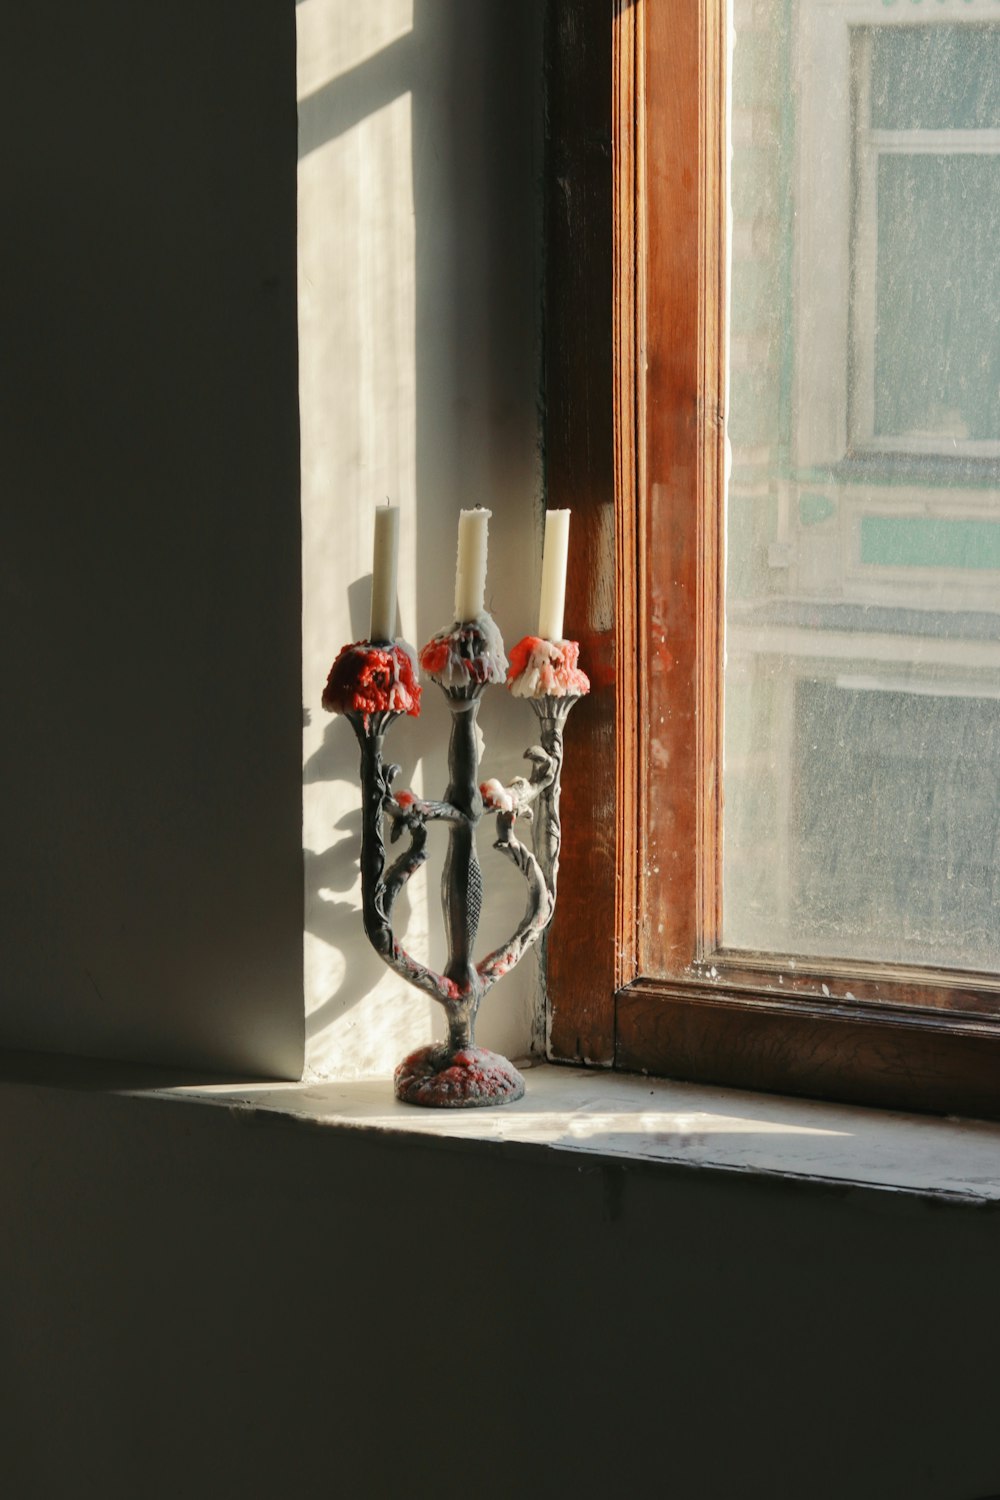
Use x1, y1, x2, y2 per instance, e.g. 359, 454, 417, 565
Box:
791, 682, 1000, 968
875, 153, 1000, 443
871, 24, 1000, 130
722, 1, 1000, 976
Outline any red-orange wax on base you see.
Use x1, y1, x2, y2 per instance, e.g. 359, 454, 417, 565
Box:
394, 1042, 526, 1107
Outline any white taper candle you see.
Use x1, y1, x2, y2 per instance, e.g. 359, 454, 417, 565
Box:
454, 507, 491, 621
369, 504, 399, 642
537, 509, 571, 640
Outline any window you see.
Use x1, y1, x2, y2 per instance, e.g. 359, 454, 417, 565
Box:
544, 0, 1000, 1119
795, 2, 1000, 465
853, 24, 1000, 458
726, 0, 1000, 975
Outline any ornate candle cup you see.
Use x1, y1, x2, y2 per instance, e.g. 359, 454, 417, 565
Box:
418, 613, 508, 697
506, 635, 590, 702
322, 639, 422, 728
324, 617, 587, 1109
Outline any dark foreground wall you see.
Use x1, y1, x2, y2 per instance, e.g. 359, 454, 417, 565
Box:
0, 5, 303, 1075
1, 1080, 998, 1500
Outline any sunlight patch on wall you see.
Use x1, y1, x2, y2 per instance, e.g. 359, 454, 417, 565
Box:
299, 1, 429, 1079
296, 0, 413, 101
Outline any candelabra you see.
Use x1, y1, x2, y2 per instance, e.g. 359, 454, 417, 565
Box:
323, 618, 588, 1108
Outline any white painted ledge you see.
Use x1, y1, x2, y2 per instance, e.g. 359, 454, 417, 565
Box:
148, 1060, 1000, 1206
4, 1051, 998, 1204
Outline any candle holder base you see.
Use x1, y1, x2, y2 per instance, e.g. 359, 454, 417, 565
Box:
394, 1043, 525, 1109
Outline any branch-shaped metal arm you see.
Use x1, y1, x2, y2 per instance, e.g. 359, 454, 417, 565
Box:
476, 811, 553, 992
350, 689, 581, 1002
382, 779, 464, 913
473, 694, 579, 982
348, 711, 466, 1007
525, 695, 576, 903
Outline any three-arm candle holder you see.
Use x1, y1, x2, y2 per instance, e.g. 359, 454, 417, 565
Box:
323, 617, 588, 1108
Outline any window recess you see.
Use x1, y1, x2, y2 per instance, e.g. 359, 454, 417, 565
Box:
544, 0, 1000, 1121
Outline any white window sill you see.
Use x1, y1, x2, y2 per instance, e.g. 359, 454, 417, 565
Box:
131, 1059, 1000, 1207
4, 1050, 999, 1205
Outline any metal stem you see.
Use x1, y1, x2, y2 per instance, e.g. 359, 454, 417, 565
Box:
357, 724, 393, 960
441, 690, 485, 1031
447, 1011, 474, 1051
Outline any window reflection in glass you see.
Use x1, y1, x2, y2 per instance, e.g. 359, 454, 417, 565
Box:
722, 2, 1000, 975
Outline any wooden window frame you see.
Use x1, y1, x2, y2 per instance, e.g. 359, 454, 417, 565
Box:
544, 0, 1000, 1121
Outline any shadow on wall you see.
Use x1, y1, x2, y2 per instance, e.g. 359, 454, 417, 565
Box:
0, 3, 302, 1079
298, 0, 544, 1065
303, 576, 420, 1039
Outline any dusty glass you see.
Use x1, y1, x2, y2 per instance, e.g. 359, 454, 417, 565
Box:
722, 2, 1000, 973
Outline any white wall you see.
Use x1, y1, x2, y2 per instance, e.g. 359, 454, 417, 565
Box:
0, 0, 544, 1085
299, 0, 546, 1079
